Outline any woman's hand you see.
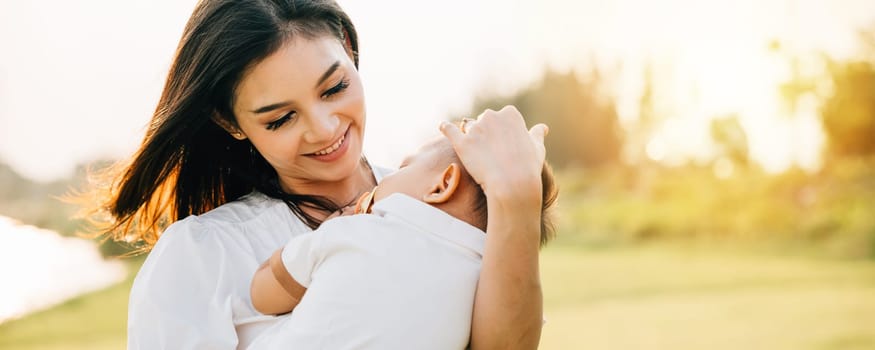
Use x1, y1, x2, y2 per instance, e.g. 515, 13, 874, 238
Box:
441, 105, 548, 201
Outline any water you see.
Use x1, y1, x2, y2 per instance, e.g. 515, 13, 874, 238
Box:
0, 216, 126, 323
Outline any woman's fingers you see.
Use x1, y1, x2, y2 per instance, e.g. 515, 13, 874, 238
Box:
529, 123, 548, 144
529, 123, 548, 163
439, 106, 548, 198
440, 121, 466, 144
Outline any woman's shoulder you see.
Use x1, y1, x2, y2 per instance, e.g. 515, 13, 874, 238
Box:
134, 215, 231, 283
132, 193, 309, 299
128, 207, 280, 348
141, 192, 309, 273
146, 193, 285, 247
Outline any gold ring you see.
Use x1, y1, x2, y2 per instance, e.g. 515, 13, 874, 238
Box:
459, 118, 476, 133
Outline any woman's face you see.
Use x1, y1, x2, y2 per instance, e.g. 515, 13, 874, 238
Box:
231, 35, 365, 194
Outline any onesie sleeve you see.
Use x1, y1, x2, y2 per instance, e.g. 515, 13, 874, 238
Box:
279, 232, 324, 288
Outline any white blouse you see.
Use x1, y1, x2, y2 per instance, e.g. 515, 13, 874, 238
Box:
127, 166, 392, 350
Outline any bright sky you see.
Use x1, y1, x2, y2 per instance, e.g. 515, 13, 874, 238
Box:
1, 0, 874, 182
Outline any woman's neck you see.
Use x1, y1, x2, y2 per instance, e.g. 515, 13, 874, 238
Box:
279, 161, 376, 216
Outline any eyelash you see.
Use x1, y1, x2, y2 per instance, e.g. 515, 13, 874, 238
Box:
265, 78, 351, 131
266, 111, 295, 131
322, 78, 350, 98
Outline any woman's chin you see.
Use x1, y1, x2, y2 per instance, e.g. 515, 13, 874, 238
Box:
312, 143, 364, 182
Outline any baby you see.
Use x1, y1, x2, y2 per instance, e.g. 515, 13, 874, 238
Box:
248, 136, 558, 349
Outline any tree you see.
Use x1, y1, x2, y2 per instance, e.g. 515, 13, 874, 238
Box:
774, 33, 875, 161
468, 69, 624, 169
821, 59, 875, 158
709, 114, 750, 167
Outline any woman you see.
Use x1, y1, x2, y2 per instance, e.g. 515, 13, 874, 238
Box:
86, 0, 547, 348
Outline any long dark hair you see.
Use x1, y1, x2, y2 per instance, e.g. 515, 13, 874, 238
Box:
79, 0, 361, 251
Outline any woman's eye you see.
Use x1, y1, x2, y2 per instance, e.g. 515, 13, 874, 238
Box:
266, 111, 295, 130
322, 78, 350, 98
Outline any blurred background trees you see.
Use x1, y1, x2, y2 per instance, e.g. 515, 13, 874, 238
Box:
821, 58, 875, 159
709, 115, 750, 169
0, 162, 81, 235
452, 30, 875, 259
467, 70, 624, 169
0, 160, 132, 257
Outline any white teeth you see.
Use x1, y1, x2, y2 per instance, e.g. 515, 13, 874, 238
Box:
314, 134, 345, 156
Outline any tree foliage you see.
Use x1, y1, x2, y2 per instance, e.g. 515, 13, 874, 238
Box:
821, 59, 875, 158
776, 32, 875, 161
468, 70, 624, 169
710, 114, 750, 167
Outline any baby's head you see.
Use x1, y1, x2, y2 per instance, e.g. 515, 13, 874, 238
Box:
372, 137, 559, 246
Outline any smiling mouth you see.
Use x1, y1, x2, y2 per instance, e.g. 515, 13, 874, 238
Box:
305, 128, 348, 157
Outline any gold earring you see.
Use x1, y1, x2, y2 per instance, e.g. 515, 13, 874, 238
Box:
354, 187, 378, 214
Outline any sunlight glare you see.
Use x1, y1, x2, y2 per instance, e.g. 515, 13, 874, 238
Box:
645, 138, 667, 162
617, 1, 818, 172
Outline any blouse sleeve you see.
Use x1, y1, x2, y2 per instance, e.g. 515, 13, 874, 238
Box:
127, 217, 239, 349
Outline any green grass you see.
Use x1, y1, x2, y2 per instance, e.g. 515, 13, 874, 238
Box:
1, 246, 874, 349
539, 242, 875, 350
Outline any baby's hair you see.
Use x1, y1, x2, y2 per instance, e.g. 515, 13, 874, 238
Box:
434, 142, 559, 247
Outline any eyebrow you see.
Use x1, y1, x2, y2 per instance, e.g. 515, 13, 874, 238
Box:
315, 61, 341, 89
251, 101, 291, 114
248, 61, 342, 114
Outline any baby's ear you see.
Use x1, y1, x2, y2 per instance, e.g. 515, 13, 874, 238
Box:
422, 163, 461, 204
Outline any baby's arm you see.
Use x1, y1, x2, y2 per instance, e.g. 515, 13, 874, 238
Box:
251, 210, 355, 315
250, 248, 307, 315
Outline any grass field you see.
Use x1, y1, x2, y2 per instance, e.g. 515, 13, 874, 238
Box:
1, 244, 874, 349
539, 244, 875, 349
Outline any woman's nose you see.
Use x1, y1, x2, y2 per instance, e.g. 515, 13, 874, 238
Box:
303, 113, 340, 144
